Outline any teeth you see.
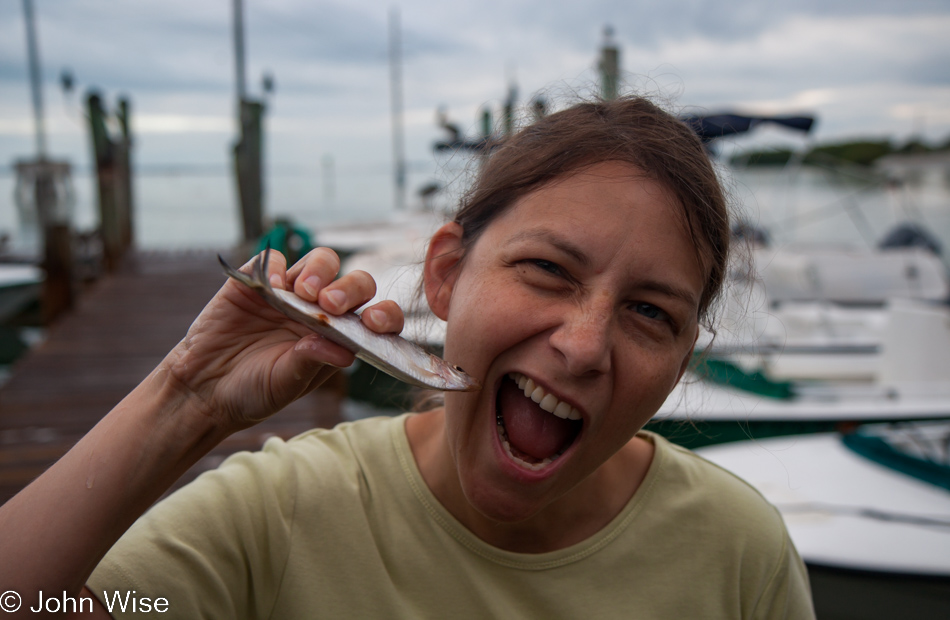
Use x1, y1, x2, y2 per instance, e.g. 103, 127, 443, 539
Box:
499, 434, 558, 471
507, 372, 582, 421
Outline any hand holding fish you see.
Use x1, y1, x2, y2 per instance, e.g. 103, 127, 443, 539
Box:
162, 247, 404, 431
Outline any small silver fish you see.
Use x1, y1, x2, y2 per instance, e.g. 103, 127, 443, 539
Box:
218, 251, 480, 392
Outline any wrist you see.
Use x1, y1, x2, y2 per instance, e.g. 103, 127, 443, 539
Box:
116, 358, 234, 471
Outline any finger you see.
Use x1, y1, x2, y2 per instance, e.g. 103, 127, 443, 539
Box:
292, 333, 356, 369
300, 365, 343, 396
264, 335, 355, 414
227, 250, 287, 301
257, 249, 289, 290
319, 269, 377, 314
287, 248, 341, 301
361, 300, 404, 334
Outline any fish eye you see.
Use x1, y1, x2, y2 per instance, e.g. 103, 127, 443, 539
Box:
454, 365, 465, 373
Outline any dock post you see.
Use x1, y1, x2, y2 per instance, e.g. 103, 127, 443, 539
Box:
15, 159, 75, 323
37, 164, 74, 323
87, 91, 122, 272
598, 26, 620, 101
233, 98, 265, 245
115, 96, 134, 251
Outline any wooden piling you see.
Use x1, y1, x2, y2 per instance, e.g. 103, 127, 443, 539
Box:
234, 99, 265, 244
87, 91, 134, 272
14, 158, 75, 323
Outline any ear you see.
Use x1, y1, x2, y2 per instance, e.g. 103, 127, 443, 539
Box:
424, 222, 465, 321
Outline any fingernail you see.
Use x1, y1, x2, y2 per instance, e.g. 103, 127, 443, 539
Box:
366, 308, 385, 327
303, 276, 321, 298
269, 274, 283, 289
325, 289, 346, 309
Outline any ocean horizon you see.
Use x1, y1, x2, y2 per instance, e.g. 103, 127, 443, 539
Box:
2, 160, 949, 259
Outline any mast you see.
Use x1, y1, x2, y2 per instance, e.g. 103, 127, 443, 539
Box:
231, 0, 264, 243
389, 6, 406, 210
22, 0, 47, 158
233, 0, 247, 108
598, 25, 620, 101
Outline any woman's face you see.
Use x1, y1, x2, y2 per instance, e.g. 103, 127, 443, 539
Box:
428, 161, 704, 524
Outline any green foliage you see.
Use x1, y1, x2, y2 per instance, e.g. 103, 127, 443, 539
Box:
732, 134, 950, 168
803, 140, 892, 166
896, 139, 931, 155
729, 149, 793, 167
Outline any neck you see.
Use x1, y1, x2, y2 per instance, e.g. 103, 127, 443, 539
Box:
405, 409, 654, 553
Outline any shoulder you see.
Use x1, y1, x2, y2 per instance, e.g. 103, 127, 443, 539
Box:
635, 433, 814, 617
279, 414, 404, 476
88, 416, 410, 617
125, 415, 405, 527
642, 431, 791, 554
194, 414, 405, 506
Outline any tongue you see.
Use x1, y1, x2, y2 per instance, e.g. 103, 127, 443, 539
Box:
498, 378, 578, 460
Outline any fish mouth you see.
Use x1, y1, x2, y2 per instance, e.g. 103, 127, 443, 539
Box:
494, 373, 584, 471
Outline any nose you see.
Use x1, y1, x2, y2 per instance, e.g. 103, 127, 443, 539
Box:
549, 296, 613, 377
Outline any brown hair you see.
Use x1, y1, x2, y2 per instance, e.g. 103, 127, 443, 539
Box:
454, 96, 730, 326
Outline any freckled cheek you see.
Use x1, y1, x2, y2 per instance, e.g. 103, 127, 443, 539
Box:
445, 287, 536, 371
611, 351, 684, 424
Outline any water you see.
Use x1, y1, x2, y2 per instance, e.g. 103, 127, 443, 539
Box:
726, 163, 950, 254
0, 158, 463, 254
1, 159, 948, 257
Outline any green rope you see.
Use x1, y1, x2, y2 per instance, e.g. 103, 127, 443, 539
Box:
842, 432, 950, 493
691, 356, 795, 400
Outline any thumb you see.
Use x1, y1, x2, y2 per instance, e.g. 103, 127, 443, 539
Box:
267, 335, 355, 406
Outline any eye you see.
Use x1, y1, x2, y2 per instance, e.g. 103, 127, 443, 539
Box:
530, 259, 562, 276
634, 302, 669, 322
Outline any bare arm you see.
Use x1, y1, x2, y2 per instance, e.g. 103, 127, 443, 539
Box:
0, 248, 402, 616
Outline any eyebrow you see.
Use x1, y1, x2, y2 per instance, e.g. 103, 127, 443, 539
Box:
507, 229, 592, 268
507, 227, 700, 308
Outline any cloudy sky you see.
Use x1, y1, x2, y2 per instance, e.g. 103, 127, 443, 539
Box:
1, 0, 949, 213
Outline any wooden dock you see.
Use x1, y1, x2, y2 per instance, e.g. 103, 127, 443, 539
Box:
0, 250, 344, 504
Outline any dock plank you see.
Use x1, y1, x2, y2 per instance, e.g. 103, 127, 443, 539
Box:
0, 250, 344, 504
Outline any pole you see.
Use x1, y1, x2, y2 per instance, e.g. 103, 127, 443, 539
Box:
22, 0, 47, 158
116, 96, 134, 249
231, 0, 263, 244
598, 25, 620, 101
389, 6, 406, 210
233, 0, 246, 107
234, 100, 264, 243
87, 92, 122, 271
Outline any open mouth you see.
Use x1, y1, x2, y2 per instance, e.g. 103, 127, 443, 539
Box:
495, 373, 583, 471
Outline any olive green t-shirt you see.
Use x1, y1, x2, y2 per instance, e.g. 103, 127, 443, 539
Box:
88, 415, 814, 618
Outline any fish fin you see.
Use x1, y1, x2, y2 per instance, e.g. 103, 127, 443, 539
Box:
218, 253, 260, 289
257, 242, 274, 290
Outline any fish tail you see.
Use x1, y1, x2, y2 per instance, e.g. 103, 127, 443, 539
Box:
218, 253, 264, 290
257, 243, 274, 289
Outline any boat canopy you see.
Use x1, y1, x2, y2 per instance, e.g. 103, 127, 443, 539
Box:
681, 113, 815, 143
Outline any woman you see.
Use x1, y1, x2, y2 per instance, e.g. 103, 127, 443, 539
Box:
0, 97, 813, 618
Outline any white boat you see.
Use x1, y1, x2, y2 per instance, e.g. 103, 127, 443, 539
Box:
0, 263, 42, 323
705, 230, 949, 383
697, 424, 950, 618
653, 296, 950, 445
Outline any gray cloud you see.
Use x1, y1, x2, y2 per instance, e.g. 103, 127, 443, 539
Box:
2, 0, 949, 172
